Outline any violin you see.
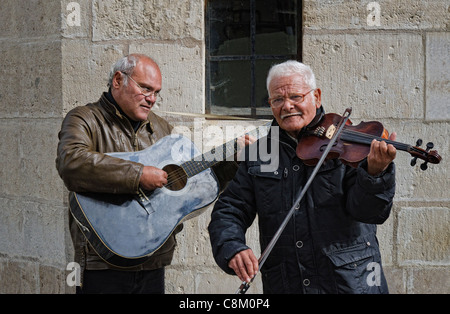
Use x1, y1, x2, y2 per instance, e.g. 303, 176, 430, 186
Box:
297, 110, 442, 170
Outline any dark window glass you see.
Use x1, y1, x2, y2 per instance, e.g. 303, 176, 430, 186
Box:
206, 0, 301, 118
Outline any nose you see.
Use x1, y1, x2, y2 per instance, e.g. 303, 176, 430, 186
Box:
281, 97, 296, 110
145, 94, 157, 101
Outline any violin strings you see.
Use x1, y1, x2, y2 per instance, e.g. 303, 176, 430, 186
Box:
341, 128, 411, 151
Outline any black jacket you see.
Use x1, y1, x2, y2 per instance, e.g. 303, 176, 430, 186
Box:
208, 120, 395, 294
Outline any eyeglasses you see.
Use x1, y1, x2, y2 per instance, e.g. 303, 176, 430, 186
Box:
269, 89, 315, 108
121, 72, 160, 98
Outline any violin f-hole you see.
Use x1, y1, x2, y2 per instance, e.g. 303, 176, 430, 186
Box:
320, 142, 338, 152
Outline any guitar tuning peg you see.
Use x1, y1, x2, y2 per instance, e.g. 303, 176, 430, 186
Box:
416, 139, 423, 147
420, 162, 428, 171
426, 142, 434, 151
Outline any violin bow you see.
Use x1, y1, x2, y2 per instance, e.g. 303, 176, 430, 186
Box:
235, 107, 353, 294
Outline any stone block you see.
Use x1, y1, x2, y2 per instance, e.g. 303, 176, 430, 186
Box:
130, 42, 204, 114
0, 1, 61, 38
383, 266, 406, 294
397, 207, 450, 266
171, 207, 217, 268
426, 32, 450, 121
377, 209, 394, 266
380, 120, 448, 201
0, 198, 67, 266
0, 40, 63, 118
304, 0, 449, 31
39, 265, 66, 294
92, 0, 203, 42
61, 39, 125, 115
0, 259, 38, 293
165, 267, 196, 294
406, 267, 450, 294
0, 119, 64, 201
303, 33, 424, 119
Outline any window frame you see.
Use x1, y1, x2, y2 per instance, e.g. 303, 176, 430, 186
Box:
205, 0, 303, 119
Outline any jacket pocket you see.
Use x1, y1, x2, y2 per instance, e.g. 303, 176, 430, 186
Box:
261, 263, 289, 294
323, 238, 383, 294
248, 164, 283, 214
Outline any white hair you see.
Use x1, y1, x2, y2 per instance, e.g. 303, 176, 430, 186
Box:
266, 60, 317, 95
107, 55, 140, 87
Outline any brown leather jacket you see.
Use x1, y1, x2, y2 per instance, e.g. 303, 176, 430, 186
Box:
56, 93, 238, 272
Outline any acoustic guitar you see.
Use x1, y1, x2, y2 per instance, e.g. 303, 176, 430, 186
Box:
69, 124, 270, 268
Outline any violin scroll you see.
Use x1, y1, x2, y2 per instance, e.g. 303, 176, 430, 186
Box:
409, 139, 441, 170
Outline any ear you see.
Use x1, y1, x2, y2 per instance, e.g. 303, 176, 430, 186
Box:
111, 71, 124, 89
314, 88, 322, 108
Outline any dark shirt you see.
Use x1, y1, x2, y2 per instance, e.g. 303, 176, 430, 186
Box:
106, 89, 141, 132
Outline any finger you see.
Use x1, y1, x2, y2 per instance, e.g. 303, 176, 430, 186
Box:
379, 140, 388, 156
389, 131, 397, 141
369, 139, 379, 158
237, 256, 252, 283
243, 249, 259, 274
387, 143, 397, 160
234, 255, 249, 283
243, 256, 256, 280
245, 135, 256, 145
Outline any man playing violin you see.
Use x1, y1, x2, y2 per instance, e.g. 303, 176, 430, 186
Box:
208, 60, 397, 293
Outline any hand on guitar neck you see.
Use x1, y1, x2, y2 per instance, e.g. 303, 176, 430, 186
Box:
235, 134, 257, 161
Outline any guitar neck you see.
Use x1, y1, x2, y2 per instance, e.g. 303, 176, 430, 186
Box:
181, 122, 271, 177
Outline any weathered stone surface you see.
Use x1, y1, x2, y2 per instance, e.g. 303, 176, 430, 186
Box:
426, 32, 450, 121
0, 119, 63, 201
92, 0, 203, 42
304, 0, 449, 31
397, 207, 450, 266
303, 33, 424, 119
130, 42, 204, 114
0, 41, 62, 118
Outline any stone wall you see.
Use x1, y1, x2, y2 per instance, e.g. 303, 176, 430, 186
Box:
0, 0, 448, 294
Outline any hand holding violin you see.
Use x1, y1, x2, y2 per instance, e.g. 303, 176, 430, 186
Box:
367, 132, 397, 176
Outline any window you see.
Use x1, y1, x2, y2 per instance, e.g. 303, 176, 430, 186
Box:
206, 0, 302, 118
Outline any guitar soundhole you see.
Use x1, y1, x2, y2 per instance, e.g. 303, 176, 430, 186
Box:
163, 164, 188, 191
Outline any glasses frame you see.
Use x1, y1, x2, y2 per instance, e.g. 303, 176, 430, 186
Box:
121, 71, 159, 99
269, 89, 315, 108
